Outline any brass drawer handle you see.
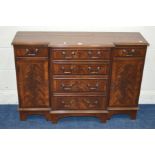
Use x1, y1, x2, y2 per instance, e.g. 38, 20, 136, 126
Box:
84, 99, 99, 107
25, 48, 39, 56
61, 83, 73, 90
88, 66, 101, 74
87, 83, 99, 90
62, 51, 76, 59
61, 66, 74, 74
61, 99, 78, 108
61, 101, 70, 108
122, 49, 136, 56
84, 99, 99, 104
88, 50, 101, 58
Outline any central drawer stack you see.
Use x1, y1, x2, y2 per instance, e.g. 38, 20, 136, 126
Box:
51, 48, 111, 111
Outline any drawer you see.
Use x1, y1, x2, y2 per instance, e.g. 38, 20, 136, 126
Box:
52, 96, 107, 110
14, 47, 48, 57
53, 63, 110, 75
114, 48, 146, 57
53, 79, 107, 92
52, 49, 111, 60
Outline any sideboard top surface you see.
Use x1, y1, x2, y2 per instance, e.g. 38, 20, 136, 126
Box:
12, 32, 149, 47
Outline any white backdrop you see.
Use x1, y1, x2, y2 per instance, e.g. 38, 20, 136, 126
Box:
0, 0, 155, 154
0, 26, 155, 104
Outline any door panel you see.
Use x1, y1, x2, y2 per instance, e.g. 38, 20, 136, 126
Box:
109, 58, 144, 107
16, 58, 49, 108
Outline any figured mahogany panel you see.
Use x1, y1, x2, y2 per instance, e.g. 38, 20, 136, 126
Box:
52, 96, 107, 110
52, 49, 110, 60
16, 58, 50, 108
53, 79, 108, 92
109, 58, 144, 107
53, 63, 109, 75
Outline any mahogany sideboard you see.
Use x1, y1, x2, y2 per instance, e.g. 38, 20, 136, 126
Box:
12, 32, 149, 123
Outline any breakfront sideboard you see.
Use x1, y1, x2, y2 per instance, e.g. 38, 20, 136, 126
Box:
12, 32, 149, 123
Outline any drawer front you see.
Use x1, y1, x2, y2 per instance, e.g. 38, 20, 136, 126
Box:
114, 48, 146, 57
14, 47, 48, 57
53, 79, 107, 92
52, 96, 107, 110
52, 49, 110, 60
53, 63, 109, 75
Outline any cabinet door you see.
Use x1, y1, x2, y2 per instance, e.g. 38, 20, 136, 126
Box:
16, 58, 49, 108
109, 58, 144, 107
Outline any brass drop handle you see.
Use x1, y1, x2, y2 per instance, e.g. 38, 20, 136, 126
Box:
25, 48, 39, 56
122, 49, 136, 56
62, 51, 76, 59
61, 83, 73, 90
88, 66, 101, 74
84, 99, 99, 104
61, 99, 77, 108
87, 83, 99, 90
88, 50, 101, 58
84, 99, 99, 107
61, 101, 70, 108
94, 100, 99, 104
88, 100, 99, 108
61, 66, 74, 74
61, 100, 65, 104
